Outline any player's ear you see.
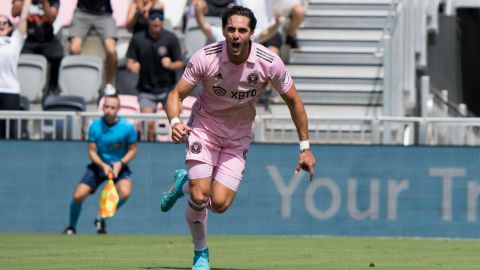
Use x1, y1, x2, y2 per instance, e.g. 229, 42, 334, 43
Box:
222, 27, 228, 38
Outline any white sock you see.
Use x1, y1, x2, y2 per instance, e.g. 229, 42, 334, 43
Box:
186, 199, 208, 251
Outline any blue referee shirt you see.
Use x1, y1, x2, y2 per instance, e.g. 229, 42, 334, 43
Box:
88, 116, 137, 166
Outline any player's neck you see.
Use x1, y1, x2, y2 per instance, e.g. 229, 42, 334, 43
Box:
104, 115, 118, 126
148, 28, 163, 39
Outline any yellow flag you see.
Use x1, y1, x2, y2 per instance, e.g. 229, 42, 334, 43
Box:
98, 172, 119, 219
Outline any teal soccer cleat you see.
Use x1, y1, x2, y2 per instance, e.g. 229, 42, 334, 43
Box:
161, 169, 188, 212
192, 248, 210, 270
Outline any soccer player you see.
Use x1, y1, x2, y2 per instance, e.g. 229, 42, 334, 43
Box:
160, 5, 315, 270
63, 94, 138, 234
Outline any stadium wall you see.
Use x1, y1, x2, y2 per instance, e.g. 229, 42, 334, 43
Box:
1, 141, 480, 238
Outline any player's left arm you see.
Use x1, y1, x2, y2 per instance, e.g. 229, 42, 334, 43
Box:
112, 125, 139, 178
121, 143, 138, 166
280, 84, 316, 181
112, 142, 138, 178
41, 0, 59, 24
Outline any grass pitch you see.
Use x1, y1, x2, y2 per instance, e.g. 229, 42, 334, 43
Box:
1, 233, 480, 269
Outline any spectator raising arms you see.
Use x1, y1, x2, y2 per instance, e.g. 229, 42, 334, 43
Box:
194, 0, 235, 17
126, 0, 156, 34
273, 0, 305, 50
11, 0, 64, 95
0, 0, 31, 139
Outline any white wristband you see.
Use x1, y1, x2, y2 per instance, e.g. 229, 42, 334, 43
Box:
170, 117, 181, 127
299, 140, 310, 152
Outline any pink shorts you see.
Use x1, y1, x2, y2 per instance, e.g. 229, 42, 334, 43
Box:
185, 124, 251, 192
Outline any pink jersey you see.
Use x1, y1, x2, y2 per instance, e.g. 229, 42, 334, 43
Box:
183, 41, 293, 140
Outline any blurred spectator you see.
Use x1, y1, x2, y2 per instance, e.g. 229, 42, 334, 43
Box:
0, 0, 30, 139
126, 2, 184, 141
192, 0, 223, 44
193, 0, 235, 17
273, 0, 305, 50
68, 0, 118, 94
235, 0, 282, 55
11, 0, 64, 95
193, 0, 281, 55
126, 0, 156, 34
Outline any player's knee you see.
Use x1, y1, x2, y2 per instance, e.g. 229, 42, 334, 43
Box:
117, 188, 131, 199
104, 43, 117, 58
292, 4, 305, 19
69, 40, 82, 55
72, 193, 87, 203
70, 45, 81, 55
190, 191, 209, 206
210, 201, 230, 213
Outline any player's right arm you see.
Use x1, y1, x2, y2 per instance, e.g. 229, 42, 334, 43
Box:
11, 0, 22, 17
88, 142, 111, 176
166, 78, 196, 143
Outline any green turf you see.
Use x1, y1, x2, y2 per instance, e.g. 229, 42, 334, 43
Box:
1, 233, 480, 269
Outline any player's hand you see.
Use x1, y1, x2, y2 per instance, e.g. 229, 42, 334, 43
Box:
295, 149, 316, 181
102, 164, 113, 178
171, 122, 192, 144
112, 162, 122, 179
161, 57, 172, 70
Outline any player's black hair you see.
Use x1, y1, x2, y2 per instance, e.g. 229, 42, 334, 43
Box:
221, 5, 257, 32
104, 93, 120, 106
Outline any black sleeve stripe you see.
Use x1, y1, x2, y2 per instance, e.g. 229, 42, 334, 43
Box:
205, 48, 222, 55
204, 44, 223, 55
257, 49, 275, 61
256, 52, 274, 63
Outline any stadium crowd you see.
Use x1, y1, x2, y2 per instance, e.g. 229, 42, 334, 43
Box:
0, 0, 306, 140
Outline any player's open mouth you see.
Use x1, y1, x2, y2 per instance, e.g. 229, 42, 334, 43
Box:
232, 42, 240, 49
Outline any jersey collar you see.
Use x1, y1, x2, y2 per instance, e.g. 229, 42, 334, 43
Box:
221, 40, 256, 64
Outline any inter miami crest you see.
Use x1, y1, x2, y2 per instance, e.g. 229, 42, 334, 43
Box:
157, 46, 167, 57
190, 141, 202, 154
247, 72, 259, 85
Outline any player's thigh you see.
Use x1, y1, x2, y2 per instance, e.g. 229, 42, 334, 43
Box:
68, 10, 92, 42
187, 160, 214, 204
212, 135, 250, 193
115, 179, 132, 198
115, 167, 133, 198
103, 38, 117, 55
73, 183, 92, 202
210, 180, 236, 213
94, 14, 118, 41
139, 92, 158, 111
